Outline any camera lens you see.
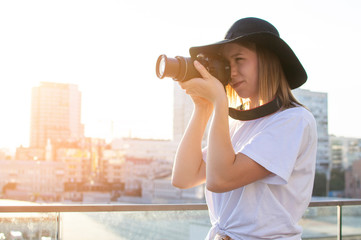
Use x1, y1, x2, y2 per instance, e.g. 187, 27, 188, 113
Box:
156, 55, 181, 79
156, 54, 199, 82
158, 57, 166, 77
155, 54, 230, 85
156, 55, 168, 79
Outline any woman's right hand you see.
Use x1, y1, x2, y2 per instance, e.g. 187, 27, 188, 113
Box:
178, 60, 227, 114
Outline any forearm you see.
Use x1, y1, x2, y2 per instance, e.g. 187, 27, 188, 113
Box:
206, 97, 236, 189
172, 105, 213, 188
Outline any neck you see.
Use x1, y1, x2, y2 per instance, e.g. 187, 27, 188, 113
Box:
242, 97, 262, 110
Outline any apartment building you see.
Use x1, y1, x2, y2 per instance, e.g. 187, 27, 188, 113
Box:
293, 88, 330, 173
0, 160, 65, 201
30, 82, 83, 148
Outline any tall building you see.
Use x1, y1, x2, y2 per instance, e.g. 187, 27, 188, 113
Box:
292, 88, 330, 173
30, 82, 83, 148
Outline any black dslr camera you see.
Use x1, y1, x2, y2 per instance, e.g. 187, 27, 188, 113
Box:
155, 54, 230, 86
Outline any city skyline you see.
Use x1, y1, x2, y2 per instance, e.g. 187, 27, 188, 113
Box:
1, 0, 361, 150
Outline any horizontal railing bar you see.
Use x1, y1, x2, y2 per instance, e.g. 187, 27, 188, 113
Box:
0, 200, 360, 213
308, 199, 361, 207
0, 203, 208, 213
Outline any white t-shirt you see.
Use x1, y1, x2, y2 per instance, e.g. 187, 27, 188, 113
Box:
203, 107, 317, 240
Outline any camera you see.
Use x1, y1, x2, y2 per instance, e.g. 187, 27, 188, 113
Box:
155, 54, 230, 86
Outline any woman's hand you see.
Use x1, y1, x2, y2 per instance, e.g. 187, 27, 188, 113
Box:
178, 60, 227, 108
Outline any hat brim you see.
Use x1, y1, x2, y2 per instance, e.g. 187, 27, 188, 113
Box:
189, 33, 307, 89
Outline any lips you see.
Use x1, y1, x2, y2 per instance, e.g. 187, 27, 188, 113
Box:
231, 81, 244, 89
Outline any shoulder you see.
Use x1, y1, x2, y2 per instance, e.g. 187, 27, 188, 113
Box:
229, 107, 316, 136
271, 106, 316, 126
259, 106, 317, 139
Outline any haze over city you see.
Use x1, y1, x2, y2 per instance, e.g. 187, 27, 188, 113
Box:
1, 0, 361, 150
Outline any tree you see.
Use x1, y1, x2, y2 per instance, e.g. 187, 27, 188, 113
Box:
329, 168, 345, 191
312, 172, 327, 196
2, 182, 17, 194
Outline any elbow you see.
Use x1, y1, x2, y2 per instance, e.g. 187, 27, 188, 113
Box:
206, 179, 225, 193
171, 176, 189, 189
206, 176, 235, 193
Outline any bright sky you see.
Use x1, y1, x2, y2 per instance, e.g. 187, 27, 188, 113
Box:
1, 0, 361, 150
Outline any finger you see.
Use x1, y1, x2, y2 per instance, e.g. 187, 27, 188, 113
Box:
194, 60, 212, 79
178, 80, 190, 90
179, 77, 200, 89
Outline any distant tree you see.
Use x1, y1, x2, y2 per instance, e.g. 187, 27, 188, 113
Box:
2, 182, 17, 194
312, 172, 327, 196
330, 168, 345, 191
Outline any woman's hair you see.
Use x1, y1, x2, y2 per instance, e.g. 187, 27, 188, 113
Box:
226, 41, 303, 110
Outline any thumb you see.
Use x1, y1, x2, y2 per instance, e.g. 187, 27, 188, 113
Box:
194, 60, 212, 79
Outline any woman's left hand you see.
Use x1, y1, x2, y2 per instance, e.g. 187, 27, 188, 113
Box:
178, 60, 228, 106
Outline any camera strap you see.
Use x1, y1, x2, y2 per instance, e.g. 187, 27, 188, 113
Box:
228, 96, 281, 121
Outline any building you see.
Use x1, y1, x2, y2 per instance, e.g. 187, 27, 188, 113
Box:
30, 82, 83, 148
142, 176, 204, 203
345, 159, 361, 198
112, 138, 177, 162
0, 160, 65, 201
101, 149, 125, 185
293, 88, 330, 173
0, 148, 12, 160
15, 146, 44, 161
56, 148, 92, 185
330, 135, 361, 169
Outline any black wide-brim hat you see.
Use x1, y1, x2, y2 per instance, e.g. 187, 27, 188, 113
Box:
189, 17, 307, 89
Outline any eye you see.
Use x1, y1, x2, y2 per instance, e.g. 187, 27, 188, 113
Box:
235, 57, 244, 62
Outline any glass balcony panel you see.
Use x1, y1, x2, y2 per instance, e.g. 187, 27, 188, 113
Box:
342, 205, 361, 238
300, 206, 338, 240
0, 212, 57, 240
61, 210, 211, 240
0, 201, 360, 240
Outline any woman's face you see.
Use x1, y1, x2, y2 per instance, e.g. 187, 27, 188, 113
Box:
222, 43, 259, 103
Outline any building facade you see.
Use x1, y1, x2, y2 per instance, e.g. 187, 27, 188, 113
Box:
111, 138, 177, 162
30, 82, 83, 148
330, 135, 361, 169
345, 159, 361, 198
0, 160, 65, 201
293, 88, 330, 173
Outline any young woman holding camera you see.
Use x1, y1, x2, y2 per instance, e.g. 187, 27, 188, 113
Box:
171, 17, 317, 240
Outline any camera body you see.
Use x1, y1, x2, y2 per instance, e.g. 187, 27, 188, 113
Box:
156, 54, 230, 86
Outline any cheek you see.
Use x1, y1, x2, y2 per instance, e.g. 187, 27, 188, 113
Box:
244, 62, 258, 83
252, 62, 259, 86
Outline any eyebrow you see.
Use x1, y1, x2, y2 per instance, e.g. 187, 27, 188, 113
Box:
230, 52, 244, 58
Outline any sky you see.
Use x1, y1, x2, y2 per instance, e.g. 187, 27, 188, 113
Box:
1, 0, 361, 150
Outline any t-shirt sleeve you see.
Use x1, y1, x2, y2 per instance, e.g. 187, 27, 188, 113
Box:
240, 112, 310, 185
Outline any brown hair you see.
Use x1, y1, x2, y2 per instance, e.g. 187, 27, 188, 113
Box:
226, 41, 302, 110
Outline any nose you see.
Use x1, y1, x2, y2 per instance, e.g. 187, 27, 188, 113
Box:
230, 62, 238, 81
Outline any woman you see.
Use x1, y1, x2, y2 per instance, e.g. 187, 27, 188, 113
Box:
171, 17, 317, 239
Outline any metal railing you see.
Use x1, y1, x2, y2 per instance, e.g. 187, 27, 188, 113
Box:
0, 199, 360, 240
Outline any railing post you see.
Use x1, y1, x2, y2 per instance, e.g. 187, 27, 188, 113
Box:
56, 212, 61, 240
337, 205, 342, 240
